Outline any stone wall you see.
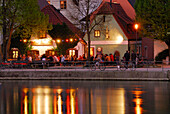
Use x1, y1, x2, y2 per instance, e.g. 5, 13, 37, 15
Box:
0, 71, 169, 81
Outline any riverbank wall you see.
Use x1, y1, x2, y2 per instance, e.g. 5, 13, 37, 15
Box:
0, 71, 170, 81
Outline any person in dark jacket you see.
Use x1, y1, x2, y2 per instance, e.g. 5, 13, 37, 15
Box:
131, 50, 136, 67
124, 50, 130, 69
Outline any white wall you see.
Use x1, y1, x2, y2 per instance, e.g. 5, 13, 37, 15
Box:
74, 42, 85, 57
47, 0, 102, 24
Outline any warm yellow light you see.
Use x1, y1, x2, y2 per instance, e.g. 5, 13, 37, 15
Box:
42, 39, 49, 44
23, 88, 28, 94
116, 36, 124, 44
134, 24, 139, 30
24, 95, 28, 114
56, 39, 61, 43
58, 95, 62, 114
70, 38, 73, 42
70, 89, 75, 114
23, 39, 27, 43
34, 39, 41, 45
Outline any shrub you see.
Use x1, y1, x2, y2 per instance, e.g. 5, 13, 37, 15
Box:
155, 49, 169, 62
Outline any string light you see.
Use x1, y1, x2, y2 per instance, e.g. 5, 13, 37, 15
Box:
66, 39, 69, 42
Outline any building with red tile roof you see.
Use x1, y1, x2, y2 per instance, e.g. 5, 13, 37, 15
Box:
37, 0, 82, 38
103, 0, 136, 19
28, 0, 82, 56
82, 1, 155, 60
83, 1, 138, 58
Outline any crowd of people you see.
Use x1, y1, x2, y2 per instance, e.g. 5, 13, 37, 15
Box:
16, 50, 140, 67
17, 53, 119, 64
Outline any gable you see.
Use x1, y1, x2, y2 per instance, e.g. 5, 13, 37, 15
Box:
84, 15, 128, 44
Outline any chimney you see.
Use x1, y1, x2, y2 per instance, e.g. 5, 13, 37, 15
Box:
110, 0, 112, 7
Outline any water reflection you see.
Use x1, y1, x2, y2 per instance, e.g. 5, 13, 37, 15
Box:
132, 87, 144, 114
0, 81, 170, 114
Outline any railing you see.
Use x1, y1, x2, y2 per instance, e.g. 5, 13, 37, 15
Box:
0, 60, 170, 72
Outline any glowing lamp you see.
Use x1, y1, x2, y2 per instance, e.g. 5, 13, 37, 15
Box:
134, 24, 139, 30
66, 39, 69, 42
116, 36, 123, 44
70, 38, 73, 42
56, 39, 61, 43
23, 39, 27, 43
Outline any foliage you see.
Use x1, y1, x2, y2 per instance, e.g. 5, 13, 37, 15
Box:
49, 23, 75, 39
134, 0, 169, 41
0, 0, 52, 61
11, 28, 32, 55
134, 0, 170, 61
49, 23, 78, 55
155, 49, 169, 62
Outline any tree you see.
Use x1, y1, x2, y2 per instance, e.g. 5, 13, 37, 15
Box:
68, 0, 103, 60
10, 27, 32, 55
134, 0, 170, 61
0, 0, 51, 61
48, 23, 78, 55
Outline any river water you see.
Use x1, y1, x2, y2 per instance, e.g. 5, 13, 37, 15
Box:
0, 80, 169, 114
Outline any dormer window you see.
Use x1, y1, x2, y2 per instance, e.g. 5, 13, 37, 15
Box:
60, 0, 67, 9
39, 31, 47, 38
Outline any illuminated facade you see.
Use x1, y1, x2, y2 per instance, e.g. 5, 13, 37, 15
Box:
30, 34, 57, 56
83, 2, 134, 58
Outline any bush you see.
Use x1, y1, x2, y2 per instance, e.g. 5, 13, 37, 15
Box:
155, 49, 169, 62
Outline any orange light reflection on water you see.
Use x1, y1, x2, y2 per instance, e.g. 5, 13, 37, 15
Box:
132, 88, 144, 114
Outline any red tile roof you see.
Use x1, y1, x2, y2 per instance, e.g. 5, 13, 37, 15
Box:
103, 0, 136, 19
37, 0, 82, 38
91, 2, 136, 40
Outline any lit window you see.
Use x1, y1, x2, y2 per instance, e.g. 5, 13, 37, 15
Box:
13, 51, 18, 59
60, 1, 67, 9
69, 50, 75, 57
94, 30, 100, 37
47, 0, 50, 4
106, 26, 109, 39
90, 47, 94, 56
39, 31, 46, 38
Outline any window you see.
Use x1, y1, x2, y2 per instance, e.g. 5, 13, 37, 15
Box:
94, 30, 100, 37
106, 26, 109, 39
47, 0, 50, 4
90, 47, 94, 56
103, 15, 105, 22
60, 0, 67, 9
69, 50, 75, 57
39, 31, 47, 38
13, 50, 18, 59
